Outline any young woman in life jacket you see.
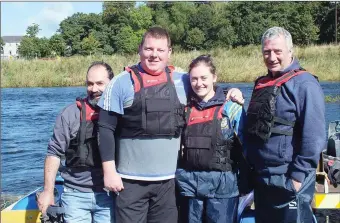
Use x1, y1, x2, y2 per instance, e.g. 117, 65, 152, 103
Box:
175, 55, 250, 223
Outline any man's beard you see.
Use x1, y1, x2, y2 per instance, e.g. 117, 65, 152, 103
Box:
88, 92, 102, 107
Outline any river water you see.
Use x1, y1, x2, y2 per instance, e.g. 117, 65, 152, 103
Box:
1, 82, 339, 218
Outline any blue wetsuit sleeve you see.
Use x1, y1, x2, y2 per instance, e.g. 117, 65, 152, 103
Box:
232, 106, 246, 147
225, 102, 253, 194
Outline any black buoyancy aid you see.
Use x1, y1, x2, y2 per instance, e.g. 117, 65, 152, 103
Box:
118, 65, 185, 138
246, 68, 307, 143
183, 103, 234, 172
65, 98, 102, 168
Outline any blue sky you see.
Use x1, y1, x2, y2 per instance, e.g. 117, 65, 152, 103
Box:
1, 2, 103, 38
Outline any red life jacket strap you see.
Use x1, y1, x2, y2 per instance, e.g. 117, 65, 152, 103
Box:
75, 98, 99, 121
255, 68, 306, 90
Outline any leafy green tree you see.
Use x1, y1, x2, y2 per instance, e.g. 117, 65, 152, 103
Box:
32, 1, 338, 56
49, 34, 66, 56
168, 2, 197, 46
208, 20, 236, 48
313, 1, 339, 43
38, 37, 51, 57
227, 2, 320, 46
102, 2, 151, 53
0, 37, 4, 52
102, 2, 135, 35
284, 2, 319, 45
80, 32, 101, 55
92, 25, 114, 55
189, 3, 214, 37
146, 1, 172, 11
129, 5, 153, 30
18, 37, 40, 58
58, 13, 103, 55
18, 23, 42, 58
26, 23, 41, 38
205, 2, 236, 48
184, 28, 206, 50
153, 9, 171, 32
228, 2, 275, 46
114, 26, 140, 54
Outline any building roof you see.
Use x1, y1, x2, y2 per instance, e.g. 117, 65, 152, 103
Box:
2, 36, 24, 43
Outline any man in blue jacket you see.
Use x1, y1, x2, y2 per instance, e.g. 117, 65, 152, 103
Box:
246, 26, 326, 222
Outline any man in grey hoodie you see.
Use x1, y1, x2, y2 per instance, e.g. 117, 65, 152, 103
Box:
37, 61, 115, 223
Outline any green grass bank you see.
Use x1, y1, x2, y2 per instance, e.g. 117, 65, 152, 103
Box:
1, 44, 339, 88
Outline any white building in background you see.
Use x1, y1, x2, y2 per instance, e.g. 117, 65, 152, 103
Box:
1, 36, 23, 59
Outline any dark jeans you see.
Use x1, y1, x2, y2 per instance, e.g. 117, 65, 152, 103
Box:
254, 171, 316, 223
179, 196, 238, 223
115, 178, 178, 223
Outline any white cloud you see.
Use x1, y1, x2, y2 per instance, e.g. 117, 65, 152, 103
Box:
40, 2, 74, 25
27, 2, 74, 38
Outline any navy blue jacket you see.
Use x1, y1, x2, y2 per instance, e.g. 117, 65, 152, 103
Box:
246, 58, 326, 183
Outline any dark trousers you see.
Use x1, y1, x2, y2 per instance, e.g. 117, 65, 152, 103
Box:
254, 171, 316, 223
178, 196, 238, 223
115, 178, 178, 223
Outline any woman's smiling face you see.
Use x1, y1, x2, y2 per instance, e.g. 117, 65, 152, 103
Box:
189, 63, 217, 102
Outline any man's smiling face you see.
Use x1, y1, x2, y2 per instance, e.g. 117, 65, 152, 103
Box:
262, 34, 293, 77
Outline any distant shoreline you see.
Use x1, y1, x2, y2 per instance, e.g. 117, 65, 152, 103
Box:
1, 81, 340, 89
1, 44, 339, 88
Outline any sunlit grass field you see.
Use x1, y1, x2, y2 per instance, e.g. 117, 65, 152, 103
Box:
1, 44, 339, 88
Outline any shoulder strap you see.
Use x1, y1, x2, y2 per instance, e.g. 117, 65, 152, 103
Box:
255, 68, 306, 90
129, 65, 147, 131
130, 65, 144, 88
273, 68, 306, 87
211, 105, 222, 147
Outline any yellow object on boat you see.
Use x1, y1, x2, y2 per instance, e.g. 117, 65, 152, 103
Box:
1, 210, 41, 223
314, 193, 340, 209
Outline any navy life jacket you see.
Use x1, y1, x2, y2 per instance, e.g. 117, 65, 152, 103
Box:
65, 98, 102, 168
182, 103, 234, 172
246, 68, 309, 143
117, 65, 185, 138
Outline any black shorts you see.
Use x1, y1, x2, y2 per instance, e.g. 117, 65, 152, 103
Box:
115, 178, 178, 223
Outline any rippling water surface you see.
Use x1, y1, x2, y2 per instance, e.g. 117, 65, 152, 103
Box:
1, 83, 339, 209
2, 86, 86, 194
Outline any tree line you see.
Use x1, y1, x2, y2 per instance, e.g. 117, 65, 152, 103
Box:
2, 1, 338, 58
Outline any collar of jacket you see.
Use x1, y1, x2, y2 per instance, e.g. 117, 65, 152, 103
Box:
268, 57, 302, 78
189, 86, 225, 110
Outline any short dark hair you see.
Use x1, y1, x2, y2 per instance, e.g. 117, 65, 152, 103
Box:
87, 61, 114, 80
140, 26, 171, 48
188, 54, 216, 75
